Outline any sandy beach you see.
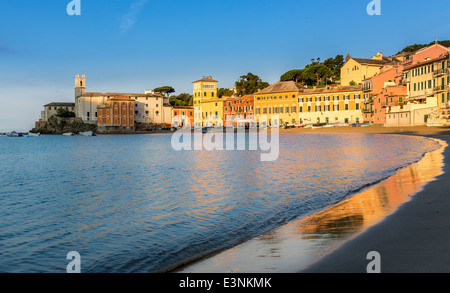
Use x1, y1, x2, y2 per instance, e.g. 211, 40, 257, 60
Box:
298, 125, 450, 273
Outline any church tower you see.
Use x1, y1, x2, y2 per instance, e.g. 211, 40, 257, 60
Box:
75, 74, 86, 98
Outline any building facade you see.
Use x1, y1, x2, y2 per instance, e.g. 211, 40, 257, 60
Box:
253, 81, 303, 127
172, 106, 194, 127
362, 63, 405, 124
401, 45, 450, 126
74, 75, 171, 125
97, 96, 135, 132
40, 102, 75, 122
193, 76, 223, 127
341, 52, 397, 86
297, 85, 364, 125
223, 95, 254, 127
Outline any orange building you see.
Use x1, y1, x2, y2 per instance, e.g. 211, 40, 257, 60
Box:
97, 96, 135, 132
172, 106, 194, 127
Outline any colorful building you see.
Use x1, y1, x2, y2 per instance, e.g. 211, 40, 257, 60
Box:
400, 44, 450, 126
341, 52, 398, 86
297, 85, 364, 125
172, 106, 194, 127
253, 81, 304, 127
97, 96, 135, 132
74, 75, 171, 125
362, 63, 405, 124
374, 85, 407, 125
223, 95, 254, 127
193, 76, 223, 127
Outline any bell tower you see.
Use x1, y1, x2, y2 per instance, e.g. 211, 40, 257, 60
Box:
75, 74, 86, 98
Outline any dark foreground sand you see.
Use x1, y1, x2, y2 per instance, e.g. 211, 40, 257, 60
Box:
300, 127, 450, 273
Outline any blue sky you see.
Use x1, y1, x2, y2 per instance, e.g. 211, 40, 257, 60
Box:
1, 0, 450, 131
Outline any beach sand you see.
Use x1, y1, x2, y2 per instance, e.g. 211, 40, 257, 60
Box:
299, 126, 450, 273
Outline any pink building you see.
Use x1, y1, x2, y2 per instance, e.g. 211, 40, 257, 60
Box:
373, 85, 407, 125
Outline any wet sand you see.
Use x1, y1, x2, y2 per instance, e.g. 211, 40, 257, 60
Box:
301, 133, 450, 273
180, 126, 449, 273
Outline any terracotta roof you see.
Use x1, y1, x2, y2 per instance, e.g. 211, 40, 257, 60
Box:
351, 57, 393, 66
193, 77, 218, 83
79, 92, 164, 98
255, 81, 304, 95
403, 53, 449, 70
299, 85, 363, 95
109, 96, 134, 101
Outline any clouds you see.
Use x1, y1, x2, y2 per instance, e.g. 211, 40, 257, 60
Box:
120, 0, 148, 34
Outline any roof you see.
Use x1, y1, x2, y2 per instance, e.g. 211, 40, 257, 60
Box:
193, 77, 218, 83
299, 85, 363, 95
109, 96, 135, 101
254, 81, 304, 95
403, 53, 449, 70
79, 92, 164, 98
172, 106, 194, 109
44, 102, 75, 107
351, 57, 394, 66
223, 94, 253, 102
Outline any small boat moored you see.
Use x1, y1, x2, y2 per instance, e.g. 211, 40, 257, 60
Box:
62, 132, 75, 136
79, 131, 96, 136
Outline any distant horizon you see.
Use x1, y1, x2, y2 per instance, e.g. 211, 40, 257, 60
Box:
1, 0, 450, 132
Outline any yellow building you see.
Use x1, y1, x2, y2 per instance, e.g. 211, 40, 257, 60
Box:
298, 85, 364, 125
193, 76, 223, 127
341, 52, 397, 86
253, 81, 304, 126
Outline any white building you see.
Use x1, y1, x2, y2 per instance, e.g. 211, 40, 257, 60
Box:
74, 75, 172, 125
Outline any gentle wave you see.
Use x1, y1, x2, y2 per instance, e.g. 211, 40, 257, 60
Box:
0, 133, 440, 272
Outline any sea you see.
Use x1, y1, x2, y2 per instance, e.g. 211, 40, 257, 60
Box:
0, 132, 441, 273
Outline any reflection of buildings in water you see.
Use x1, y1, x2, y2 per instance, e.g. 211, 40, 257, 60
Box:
180, 139, 445, 273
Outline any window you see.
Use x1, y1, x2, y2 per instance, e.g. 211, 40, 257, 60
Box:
279, 107, 284, 113
285, 106, 289, 113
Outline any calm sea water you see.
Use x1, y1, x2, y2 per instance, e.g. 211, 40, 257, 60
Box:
0, 133, 440, 273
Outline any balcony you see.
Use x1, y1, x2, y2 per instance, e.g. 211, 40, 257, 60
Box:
433, 85, 447, 93
362, 109, 373, 113
433, 68, 448, 77
363, 86, 372, 92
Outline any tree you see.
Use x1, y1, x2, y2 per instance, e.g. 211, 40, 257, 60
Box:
154, 86, 175, 96
280, 69, 305, 84
235, 73, 269, 97
169, 93, 193, 106
55, 108, 75, 118
218, 88, 235, 98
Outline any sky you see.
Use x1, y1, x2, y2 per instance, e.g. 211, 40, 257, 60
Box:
1, 0, 450, 131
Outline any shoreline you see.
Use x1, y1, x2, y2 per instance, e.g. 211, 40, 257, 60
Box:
300, 133, 450, 273
178, 132, 446, 273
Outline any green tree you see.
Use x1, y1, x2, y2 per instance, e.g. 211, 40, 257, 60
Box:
55, 108, 75, 118
154, 86, 175, 96
218, 88, 235, 98
280, 69, 305, 84
235, 73, 269, 97
169, 93, 193, 106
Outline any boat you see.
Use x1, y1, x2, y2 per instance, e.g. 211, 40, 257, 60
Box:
7, 131, 22, 137
79, 131, 96, 136
427, 123, 444, 127
283, 124, 295, 129
28, 132, 40, 137
62, 132, 75, 136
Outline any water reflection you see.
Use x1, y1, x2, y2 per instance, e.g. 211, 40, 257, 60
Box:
180, 138, 446, 273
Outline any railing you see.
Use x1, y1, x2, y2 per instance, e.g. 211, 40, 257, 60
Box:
363, 86, 372, 92
433, 68, 447, 77
433, 85, 447, 93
